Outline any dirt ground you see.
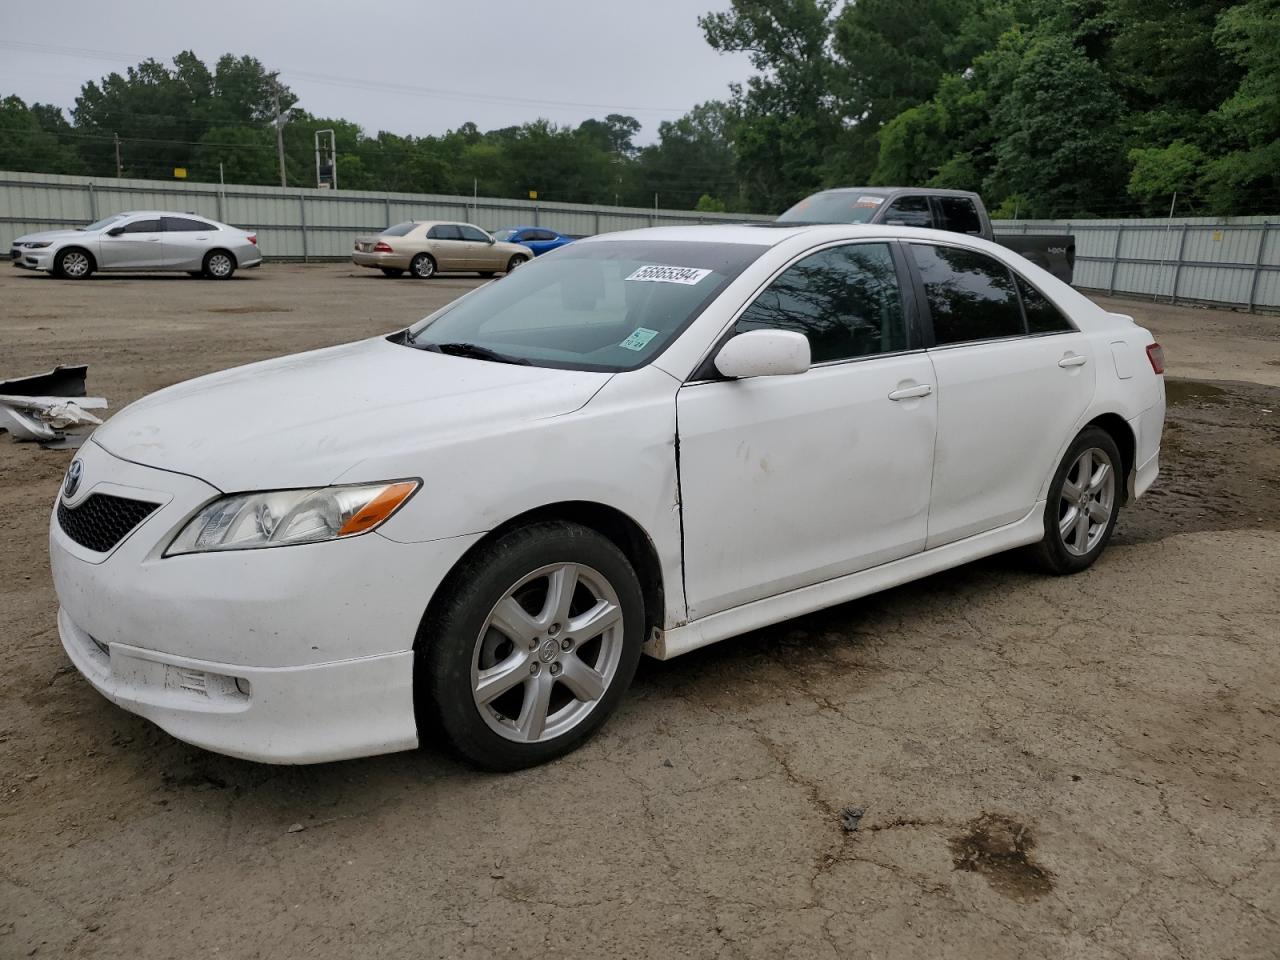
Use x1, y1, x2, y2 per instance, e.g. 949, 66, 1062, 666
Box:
2, 264, 1278, 960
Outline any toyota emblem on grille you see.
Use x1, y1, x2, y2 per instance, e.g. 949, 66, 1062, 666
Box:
63, 459, 84, 499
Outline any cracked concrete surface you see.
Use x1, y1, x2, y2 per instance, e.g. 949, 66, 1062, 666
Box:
2, 267, 1278, 959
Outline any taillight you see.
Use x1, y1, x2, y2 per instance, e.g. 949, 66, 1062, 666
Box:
246, 233, 257, 245
1146, 342, 1165, 374
373, 240, 393, 253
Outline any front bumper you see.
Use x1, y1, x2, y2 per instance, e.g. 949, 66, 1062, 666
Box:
58, 607, 416, 763
10, 247, 52, 271
49, 439, 482, 763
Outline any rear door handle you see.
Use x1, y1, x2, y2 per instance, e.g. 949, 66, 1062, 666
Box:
1058, 354, 1088, 368
146, 237, 161, 242
888, 384, 933, 401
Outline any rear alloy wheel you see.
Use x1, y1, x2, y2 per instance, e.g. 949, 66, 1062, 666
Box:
203, 250, 236, 280
505, 255, 528, 274
422, 521, 644, 770
380, 267, 404, 277
410, 253, 436, 279
1031, 426, 1122, 574
57, 248, 93, 279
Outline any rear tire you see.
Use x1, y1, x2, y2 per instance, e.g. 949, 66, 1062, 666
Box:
1030, 427, 1123, 575
203, 250, 236, 280
410, 253, 436, 279
380, 267, 404, 277
420, 521, 645, 771
55, 247, 94, 279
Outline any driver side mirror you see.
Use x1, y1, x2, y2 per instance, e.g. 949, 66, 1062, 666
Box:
714, 330, 810, 379
486, 236, 495, 244
106, 226, 125, 237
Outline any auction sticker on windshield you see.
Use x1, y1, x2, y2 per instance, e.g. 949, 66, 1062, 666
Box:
619, 327, 660, 351
625, 265, 712, 285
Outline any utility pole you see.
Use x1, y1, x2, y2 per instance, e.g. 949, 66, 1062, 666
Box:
272, 76, 287, 188
113, 133, 122, 178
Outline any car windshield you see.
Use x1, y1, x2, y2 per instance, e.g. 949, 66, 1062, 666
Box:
776, 192, 885, 224
381, 222, 418, 237
82, 214, 125, 232
491, 229, 516, 242
404, 239, 766, 372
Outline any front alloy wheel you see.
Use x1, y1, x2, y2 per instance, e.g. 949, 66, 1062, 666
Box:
58, 249, 92, 279
422, 520, 644, 770
472, 562, 625, 744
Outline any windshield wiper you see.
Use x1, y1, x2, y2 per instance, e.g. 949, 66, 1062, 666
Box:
418, 341, 532, 365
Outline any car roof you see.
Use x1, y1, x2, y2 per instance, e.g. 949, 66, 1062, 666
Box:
810, 186, 979, 199
112, 210, 223, 220
577, 222, 993, 248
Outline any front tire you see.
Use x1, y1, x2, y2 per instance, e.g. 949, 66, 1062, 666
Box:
56, 248, 94, 279
410, 253, 436, 279
505, 255, 528, 273
1030, 427, 1123, 575
421, 521, 645, 771
203, 250, 236, 279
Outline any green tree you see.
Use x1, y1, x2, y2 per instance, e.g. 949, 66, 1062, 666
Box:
1201, 0, 1280, 214
700, 0, 842, 210
989, 34, 1127, 216
0, 95, 85, 174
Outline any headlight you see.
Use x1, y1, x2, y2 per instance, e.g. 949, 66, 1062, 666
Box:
24, 241, 51, 249
165, 480, 419, 556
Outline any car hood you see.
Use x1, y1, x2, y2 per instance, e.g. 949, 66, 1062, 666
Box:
93, 337, 613, 490
13, 228, 95, 245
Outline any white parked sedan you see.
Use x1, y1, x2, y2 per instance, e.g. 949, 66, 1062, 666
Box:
11, 210, 261, 279
49, 224, 1165, 770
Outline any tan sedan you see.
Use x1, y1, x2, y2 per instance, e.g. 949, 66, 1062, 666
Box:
352, 221, 533, 279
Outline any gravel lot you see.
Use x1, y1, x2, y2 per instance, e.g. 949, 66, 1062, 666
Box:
2, 264, 1278, 959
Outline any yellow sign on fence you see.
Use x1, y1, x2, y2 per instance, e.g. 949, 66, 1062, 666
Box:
528, 190, 538, 200
173, 167, 188, 179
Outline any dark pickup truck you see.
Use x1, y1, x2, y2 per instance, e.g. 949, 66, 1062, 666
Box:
776, 187, 1075, 284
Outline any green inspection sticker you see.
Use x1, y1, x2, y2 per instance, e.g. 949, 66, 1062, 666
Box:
620, 327, 660, 351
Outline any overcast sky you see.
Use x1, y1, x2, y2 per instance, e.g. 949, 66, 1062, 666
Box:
0, 1, 753, 142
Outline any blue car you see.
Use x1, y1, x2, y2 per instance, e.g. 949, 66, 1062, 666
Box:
491, 226, 577, 256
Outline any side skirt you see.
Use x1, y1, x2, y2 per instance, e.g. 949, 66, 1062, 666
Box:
645, 502, 1045, 660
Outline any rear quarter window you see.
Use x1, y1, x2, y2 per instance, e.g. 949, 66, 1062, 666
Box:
1017, 275, 1075, 334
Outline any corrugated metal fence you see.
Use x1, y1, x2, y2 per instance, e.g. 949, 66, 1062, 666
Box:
994, 217, 1280, 312
3, 171, 1277, 311
0, 170, 770, 262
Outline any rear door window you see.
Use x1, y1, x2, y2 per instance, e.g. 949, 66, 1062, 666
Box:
162, 216, 215, 232
935, 197, 982, 235
910, 244, 1025, 345
428, 225, 463, 240
734, 242, 908, 363
1016, 275, 1075, 334
882, 196, 934, 228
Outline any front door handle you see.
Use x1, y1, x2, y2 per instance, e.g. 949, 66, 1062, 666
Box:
146, 237, 161, 242
888, 384, 933, 401
1058, 354, 1088, 368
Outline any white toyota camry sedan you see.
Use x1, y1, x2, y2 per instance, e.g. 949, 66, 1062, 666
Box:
50, 224, 1165, 770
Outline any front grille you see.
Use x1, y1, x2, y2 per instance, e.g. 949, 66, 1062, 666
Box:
57, 494, 160, 553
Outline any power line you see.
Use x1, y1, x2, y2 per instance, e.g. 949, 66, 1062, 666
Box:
0, 39, 692, 116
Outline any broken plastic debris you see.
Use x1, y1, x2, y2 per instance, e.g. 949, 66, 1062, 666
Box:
839, 806, 866, 832
0, 364, 107, 448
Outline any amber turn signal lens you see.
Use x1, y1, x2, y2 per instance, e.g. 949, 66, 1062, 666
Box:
337, 482, 418, 536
